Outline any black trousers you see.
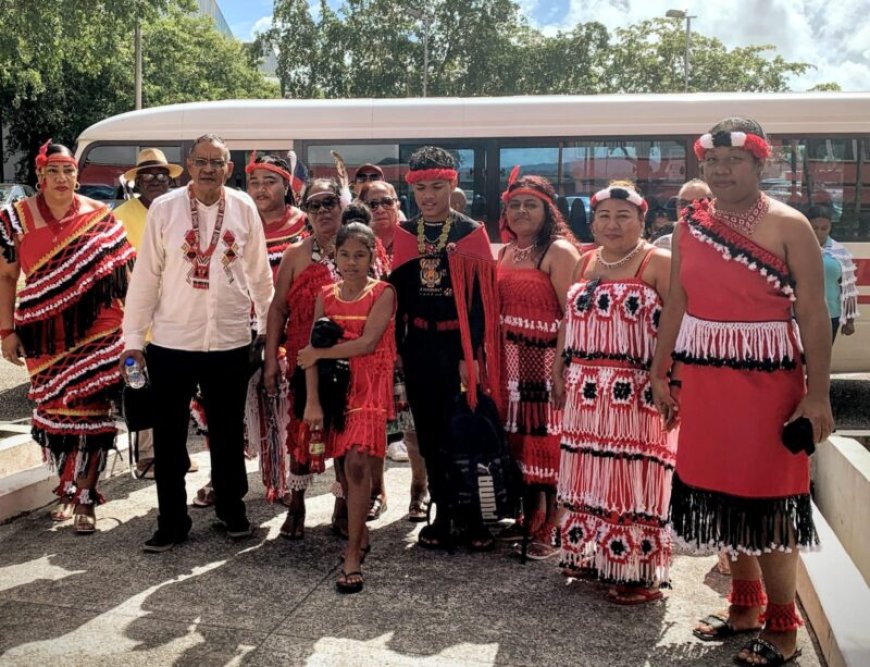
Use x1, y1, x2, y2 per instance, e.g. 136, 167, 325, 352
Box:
402, 329, 462, 515
148, 344, 250, 534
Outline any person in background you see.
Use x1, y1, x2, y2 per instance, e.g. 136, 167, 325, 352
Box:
553, 180, 675, 602
352, 163, 385, 195
389, 146, 501, 551
451, 187, 468, 216
807, 204, 859, 343
497, 173, 580, 559
646, 206, 673, 245
359, 179, 430, 522
0, 141, 135, 534
298, 222, 396, 594
654, 179, 713, 251
122, 134, 274, 552
652, 118, 832, 666
113, 148, 186, 480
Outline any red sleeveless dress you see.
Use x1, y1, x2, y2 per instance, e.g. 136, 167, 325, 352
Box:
670, 199, 815, 553
497, 262, 563, 486
284, 260, 339, 465
321, 280, 396, 458
557, 249, 676, 587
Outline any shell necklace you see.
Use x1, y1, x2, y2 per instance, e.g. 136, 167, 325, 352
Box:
595, 240, 645, 270
417, 216, 453, 255
511, 240, 537, 264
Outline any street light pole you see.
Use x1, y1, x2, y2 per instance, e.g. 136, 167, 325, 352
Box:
409, 9, 434, 97
135, 18, 142, 109
666, 9, 696, 92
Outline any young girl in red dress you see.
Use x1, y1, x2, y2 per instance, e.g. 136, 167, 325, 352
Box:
297, 222, 396, 594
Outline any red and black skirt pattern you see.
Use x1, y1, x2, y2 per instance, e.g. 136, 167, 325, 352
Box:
669, 204, 816, 555
557, 278, 676, 587
498, 268, 563, 486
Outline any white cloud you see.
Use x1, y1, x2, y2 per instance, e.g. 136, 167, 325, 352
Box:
527, 0, 870, 90
249, 14, 273, 39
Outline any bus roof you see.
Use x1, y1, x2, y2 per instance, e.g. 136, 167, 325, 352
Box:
77, 93, 870, 147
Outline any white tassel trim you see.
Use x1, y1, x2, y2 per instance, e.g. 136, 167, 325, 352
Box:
675, 314, 802, 363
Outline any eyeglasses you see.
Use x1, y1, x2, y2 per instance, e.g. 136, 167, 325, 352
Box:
139, 173, 170, 183
365, 197, 396, 210
191, 158, 228, 169
304, 196, 339, 212
355, 172, 382, 183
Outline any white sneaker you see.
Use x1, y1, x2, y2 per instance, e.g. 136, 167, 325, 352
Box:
387, 440, 410, 462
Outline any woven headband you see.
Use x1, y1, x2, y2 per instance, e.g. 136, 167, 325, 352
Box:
245, 151, 291, 182
590, 186, 648, 214
405, 168, 457, 184
35, 139, 77, 170
693, 131, 771, 161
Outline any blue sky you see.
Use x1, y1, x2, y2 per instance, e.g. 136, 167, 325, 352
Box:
217, 0, 870, 91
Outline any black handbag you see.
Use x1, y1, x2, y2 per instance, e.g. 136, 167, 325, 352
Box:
290, 317, 350, 433
121, 382, 155, 433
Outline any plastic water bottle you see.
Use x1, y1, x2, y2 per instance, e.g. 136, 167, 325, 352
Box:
124, 357, 147, 389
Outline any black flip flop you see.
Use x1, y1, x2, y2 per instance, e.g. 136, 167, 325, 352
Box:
336, 570, 364, 594
733, 638, 801, 666
694, 614, 761, 642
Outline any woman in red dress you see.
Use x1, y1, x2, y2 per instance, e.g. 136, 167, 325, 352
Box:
553, 180, 674, 603
497, 174, 580, 558
652, 119, 832, 666
0, 141, 134, 533
264, 178, 344, 538
298, 222, 396, 594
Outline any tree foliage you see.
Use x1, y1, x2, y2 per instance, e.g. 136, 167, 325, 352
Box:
266, 0, 833, 99
0, 0, 278, 182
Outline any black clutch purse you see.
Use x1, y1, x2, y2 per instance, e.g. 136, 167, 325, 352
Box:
290, 318, 350, 432
781, 417, 815, 456
121, 382, 155, 433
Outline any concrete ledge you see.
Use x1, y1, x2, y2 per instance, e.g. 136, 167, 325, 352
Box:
812, 435, 870, 584
798, 503, 870, 667
0, 431, 132, 523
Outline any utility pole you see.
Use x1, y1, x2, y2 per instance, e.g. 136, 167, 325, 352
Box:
135, 16, 142, 109
409, 9, 435, 97
666, 9, 696, 92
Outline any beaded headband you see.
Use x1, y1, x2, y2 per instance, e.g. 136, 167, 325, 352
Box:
245, 151, 291, 182
590, 186, 649, 214
405, 168, 458, 184
693, 131, 771, 161
35, 139, 77, 170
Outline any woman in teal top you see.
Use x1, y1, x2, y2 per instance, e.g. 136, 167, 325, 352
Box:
808, 205, 859, 343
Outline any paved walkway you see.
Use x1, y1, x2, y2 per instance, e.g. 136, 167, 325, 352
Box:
0, 446, 823, 667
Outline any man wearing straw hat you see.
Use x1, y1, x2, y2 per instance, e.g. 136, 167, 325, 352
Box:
114, 148, 184, 250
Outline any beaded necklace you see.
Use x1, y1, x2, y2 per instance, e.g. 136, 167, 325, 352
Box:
710, 193, 770, 237
311, 235, 338, 280
184, 185, 226, 290
417, 216, 453, 255
595, 239, 645, 270
511, 241, 537, 265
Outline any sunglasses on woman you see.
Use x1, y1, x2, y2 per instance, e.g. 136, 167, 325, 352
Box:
304, 196, 339, 212
365, 197, 396, 210
355, 172, 382, 183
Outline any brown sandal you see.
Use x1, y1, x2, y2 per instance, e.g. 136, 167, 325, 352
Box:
192, 484, 215, 508
279, 504, 305, 540
73, 506, 96, 534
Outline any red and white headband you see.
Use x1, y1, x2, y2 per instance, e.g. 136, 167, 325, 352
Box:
35, 139, 77, 170
693, 131, 771, 161
405, 168, 458, 184
245, 150, 292, 182
590, 186, 648, 214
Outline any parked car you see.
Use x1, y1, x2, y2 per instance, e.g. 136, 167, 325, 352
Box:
0, 183, 36, 207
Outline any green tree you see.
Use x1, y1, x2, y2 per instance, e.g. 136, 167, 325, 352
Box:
0, 0, 278, 182
605, 19, 812, 93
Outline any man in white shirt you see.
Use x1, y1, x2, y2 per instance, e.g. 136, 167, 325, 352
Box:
122, 134, 274, 552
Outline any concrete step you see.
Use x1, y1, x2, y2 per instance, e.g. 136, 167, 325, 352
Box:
0, 424, 42, 477
0, 429, 132, 523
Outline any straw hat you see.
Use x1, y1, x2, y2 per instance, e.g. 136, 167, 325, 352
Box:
123, 148, 183, 182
